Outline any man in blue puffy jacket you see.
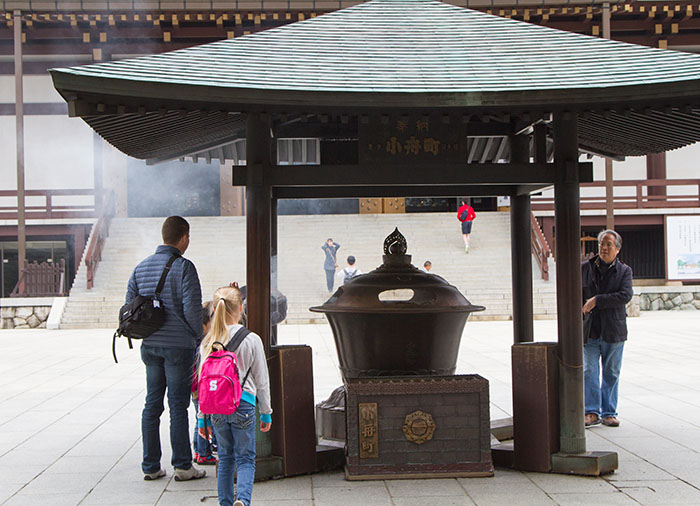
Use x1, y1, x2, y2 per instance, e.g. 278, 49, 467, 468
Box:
126, 216, 205, 481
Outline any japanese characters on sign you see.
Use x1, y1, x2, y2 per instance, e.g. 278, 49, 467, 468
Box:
360, 117, 465, 165
358, 402, 379, 459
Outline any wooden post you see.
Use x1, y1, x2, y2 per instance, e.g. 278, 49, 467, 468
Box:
602, 2, 611, 39
646, 152, 667, 198
510, 131, 534, 344
534, 122, 548, 164
605, 158, 614, 230
602, 3, 615, 231
93, 131, 103, 213
14, 10, 26, 288
552, 111, 586, 455
246, 113, 272, 354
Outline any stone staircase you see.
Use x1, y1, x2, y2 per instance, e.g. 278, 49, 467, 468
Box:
59, 212, 557, 329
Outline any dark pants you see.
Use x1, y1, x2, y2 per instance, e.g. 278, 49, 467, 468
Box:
325, 268, 336, 292
140, 344, 194, 473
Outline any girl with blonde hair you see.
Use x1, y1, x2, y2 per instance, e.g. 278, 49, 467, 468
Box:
198, 285, 272, 506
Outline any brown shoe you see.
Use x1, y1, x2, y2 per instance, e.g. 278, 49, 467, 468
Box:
585, 413, 601, 427
602, 416, 620, 427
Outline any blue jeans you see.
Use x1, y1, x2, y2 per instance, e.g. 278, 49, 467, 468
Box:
212, 401, 257, 506
140, 344, 194, 473
584, 338, 625, 418
325, 269, 335, 292
192, 399, 216, 456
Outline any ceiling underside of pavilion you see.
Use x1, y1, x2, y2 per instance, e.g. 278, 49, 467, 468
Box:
80, 107, 700, 164
53, 0, 700, 162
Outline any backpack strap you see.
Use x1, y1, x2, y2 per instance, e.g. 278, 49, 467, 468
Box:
225, 326, 253, 388
154, 253, 180, 298
225, 326, 251, 354
112, 331, 134, 364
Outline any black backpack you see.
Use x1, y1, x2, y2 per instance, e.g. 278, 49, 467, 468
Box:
112, 253, 179, 363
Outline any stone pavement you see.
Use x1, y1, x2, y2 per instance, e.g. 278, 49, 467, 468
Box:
1, 312, 699, 505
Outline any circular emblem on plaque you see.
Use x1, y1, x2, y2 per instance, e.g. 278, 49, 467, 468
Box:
402, 410, 436, 444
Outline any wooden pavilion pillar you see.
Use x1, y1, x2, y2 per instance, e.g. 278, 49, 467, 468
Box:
550, 113, 618, 475
552, 112, 586, 455
510, 131, 534, 344
245, 113, 272, 353
247, 114, 317, 478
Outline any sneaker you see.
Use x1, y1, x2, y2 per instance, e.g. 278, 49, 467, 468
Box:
195, 454, 218, 465
233, 501, 245, 506
602, 416, 620, 427
584, 413, 601, 427
465, 245, 470, 253
143, 469, 165, 481
174, 466, 206, 481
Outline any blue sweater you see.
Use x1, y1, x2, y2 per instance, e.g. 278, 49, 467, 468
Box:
126, 245, 203, 349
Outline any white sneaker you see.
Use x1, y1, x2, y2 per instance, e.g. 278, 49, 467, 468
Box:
143, 469, 165, 481
174, 466, 206, 481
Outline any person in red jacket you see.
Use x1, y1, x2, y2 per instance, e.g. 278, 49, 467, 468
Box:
457, 198, 476, 253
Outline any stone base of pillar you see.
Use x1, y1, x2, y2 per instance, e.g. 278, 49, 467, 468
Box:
551, 451, 618, 476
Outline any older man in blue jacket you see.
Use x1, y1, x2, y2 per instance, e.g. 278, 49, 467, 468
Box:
582, 229, 633, 428
126, 216, 204, 481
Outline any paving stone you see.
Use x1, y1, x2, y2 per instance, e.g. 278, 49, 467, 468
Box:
250, 475, 313, 500
3, 493, 89, 506
617, 480, 700, 505
386, 478, 467, 497
393, 497, 476, 506
548, 491, 639, 506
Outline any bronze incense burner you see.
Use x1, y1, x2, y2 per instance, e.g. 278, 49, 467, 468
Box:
310, 228, 484, 379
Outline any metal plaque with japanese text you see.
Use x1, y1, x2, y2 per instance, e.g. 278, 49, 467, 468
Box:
358, 402, 379, 459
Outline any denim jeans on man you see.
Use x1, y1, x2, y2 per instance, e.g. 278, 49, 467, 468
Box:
212, 401, 257, 506
141, 345, 194, 473
584, 337, 625, 418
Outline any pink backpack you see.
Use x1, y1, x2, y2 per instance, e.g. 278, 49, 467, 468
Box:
198, 327, 251, 415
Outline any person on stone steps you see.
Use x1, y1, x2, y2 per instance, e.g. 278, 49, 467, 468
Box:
457, 198, 476, 253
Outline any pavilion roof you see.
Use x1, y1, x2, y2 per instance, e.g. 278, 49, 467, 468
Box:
50, 0, 700, 160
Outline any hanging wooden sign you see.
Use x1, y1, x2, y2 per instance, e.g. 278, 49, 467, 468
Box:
359, 116, 465, 165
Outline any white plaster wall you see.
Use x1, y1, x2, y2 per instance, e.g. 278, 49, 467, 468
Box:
24, 75, 66, 103
0, 117, 18, 191
0, 76, 14, 103
25, 115, 94, 190
0, 123, 93, 191
0, 75, 64, 103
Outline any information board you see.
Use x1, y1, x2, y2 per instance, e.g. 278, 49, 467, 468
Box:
666, 215, 700, 281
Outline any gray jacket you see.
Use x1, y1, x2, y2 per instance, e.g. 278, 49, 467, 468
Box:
126, 244, 203, 349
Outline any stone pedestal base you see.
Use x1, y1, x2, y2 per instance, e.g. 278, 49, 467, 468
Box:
551, 451, 618, 476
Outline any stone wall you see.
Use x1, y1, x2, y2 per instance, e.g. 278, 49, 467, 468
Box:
1, 306, 51, 329
639, 292, 700, 311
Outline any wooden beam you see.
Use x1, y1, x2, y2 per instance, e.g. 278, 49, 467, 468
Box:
271, 184, 550, 199
233, 162, 593, 187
